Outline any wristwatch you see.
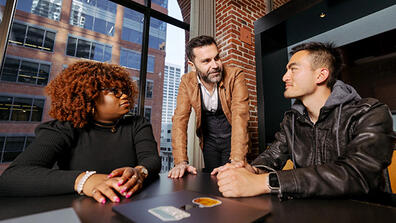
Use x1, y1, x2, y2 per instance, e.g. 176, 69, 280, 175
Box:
268, 172, 280, 193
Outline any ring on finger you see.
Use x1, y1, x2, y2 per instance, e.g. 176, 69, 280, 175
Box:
132, 175, 138, 179
92, 189, 97, 194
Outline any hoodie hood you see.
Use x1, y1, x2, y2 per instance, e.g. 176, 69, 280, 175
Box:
291, 80, 361, 114
323, 80, 361, 109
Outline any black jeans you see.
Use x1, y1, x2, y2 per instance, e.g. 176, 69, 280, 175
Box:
202, 135, 231, 173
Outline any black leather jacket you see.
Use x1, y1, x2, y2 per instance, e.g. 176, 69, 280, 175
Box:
252, 81, 395, 199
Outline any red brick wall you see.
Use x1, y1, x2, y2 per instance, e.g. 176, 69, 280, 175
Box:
273, 0, 291, 10
215, 0, 266, 159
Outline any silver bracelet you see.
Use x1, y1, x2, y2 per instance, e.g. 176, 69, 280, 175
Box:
77, 171, 96, 195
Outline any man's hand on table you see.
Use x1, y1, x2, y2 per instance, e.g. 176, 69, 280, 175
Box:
168, 162, 197, 179
217, 167, 271, 197
211, 161, 258, 175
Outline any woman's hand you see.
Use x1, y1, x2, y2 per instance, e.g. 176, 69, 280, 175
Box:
80, 173, 124, 204
108, 166, 147, 198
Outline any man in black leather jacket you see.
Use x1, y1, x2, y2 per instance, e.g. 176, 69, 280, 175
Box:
215, 42, 395, 199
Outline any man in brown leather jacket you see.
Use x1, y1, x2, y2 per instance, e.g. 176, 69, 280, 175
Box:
168, 36, 249, 178
216, 42, 395, 199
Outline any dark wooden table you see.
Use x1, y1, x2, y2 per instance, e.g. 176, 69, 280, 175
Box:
1, 173, 396, 222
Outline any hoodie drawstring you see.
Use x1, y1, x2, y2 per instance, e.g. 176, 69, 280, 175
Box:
336, 104, 343, 157
291, 113, 296, 169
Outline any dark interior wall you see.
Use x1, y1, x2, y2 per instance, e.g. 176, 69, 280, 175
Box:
254, 0, 396, 152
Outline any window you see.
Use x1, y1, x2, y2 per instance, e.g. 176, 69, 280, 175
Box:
146, 80, 154, 99
0, 0, 63, 21
66, 36, 112, 62
8, 22, 56, 51
149, 17, 167, 50
122, 8, 144, 44
70, 0, 116, 36
144, 107, 151, 122
0, 136, 34, 163
0, 56, 50, 86
0, 95, 44, 122
122, 9, 167, 50
133, 78, 154, 99
120, 48, 155, 73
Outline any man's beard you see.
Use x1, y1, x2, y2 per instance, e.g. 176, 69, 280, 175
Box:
197, 67, 223, 84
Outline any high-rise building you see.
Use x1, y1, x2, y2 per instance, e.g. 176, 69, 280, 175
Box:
0, 0, 168, 166
159, 62, 182, 172
161, 63, 181, 124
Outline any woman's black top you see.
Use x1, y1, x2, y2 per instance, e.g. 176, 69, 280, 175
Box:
0, 115, 161, 196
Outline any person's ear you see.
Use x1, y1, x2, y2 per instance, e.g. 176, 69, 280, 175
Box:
188, 60, 196, 72
316, 68, 329, 84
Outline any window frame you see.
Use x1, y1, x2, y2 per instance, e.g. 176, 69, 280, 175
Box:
0, 94, 45, 122
0, 55, 51, 86
8, 20, 57, 52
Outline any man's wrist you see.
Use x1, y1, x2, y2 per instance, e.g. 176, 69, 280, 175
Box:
267, 172, 280, 193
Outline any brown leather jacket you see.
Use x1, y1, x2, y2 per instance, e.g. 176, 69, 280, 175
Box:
172, 66, 250, 165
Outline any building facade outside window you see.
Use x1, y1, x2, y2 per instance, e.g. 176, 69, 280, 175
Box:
66, 36, 112, 62
0, 135, 34, 163
132, 77, 154, 99
70, 0, 116, 36
120, 48, 155, 73
0, 56, 50, 86
0, 0, 188, 169
0, 0, 63, 21
0, 95, 44, 122
8, 21, 56, 52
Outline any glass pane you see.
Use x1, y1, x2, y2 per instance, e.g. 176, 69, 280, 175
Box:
0, 96, 13, 121
144, 107, 152, 122
16, 0, 33, 13
122, 8, 144, 44
66, 36, 77, 56
3, 137, 25, 162
70, 0, 116, 36
31, 99, 44, 122
1, 57, 20, 82
18, 60, 39, 84
4, 137, 25, 152
31, 0, 62, 21
25, 136, 35, 149
9, 23, 26, 46
43, 31, 56, 51
90, 42, 104, 61
150, 1, 188, 172
37, 64, 50, 86
151, 0, 188, 23
76, 39, 91, 59
104, 46, 112, 62
25, 26, 45, 49
11, 97, 32, 121
93, 17, 107, 35
146, 81, 153, 99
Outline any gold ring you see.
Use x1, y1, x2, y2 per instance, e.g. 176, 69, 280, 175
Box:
132, 175, 138, 179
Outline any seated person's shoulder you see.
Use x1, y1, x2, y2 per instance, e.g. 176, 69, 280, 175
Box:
36, 120, 74, 133
122, 114, 151, 127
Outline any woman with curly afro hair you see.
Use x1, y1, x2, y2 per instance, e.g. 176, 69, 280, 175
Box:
0, 61, 161, 204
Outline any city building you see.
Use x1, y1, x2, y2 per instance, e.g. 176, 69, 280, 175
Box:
159, 62, 181, 172
0, 0, 169, 165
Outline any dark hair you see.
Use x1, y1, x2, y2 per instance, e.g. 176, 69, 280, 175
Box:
46, 61, 138, 128
290, 42, 343, 88
186, 35, 218, 62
